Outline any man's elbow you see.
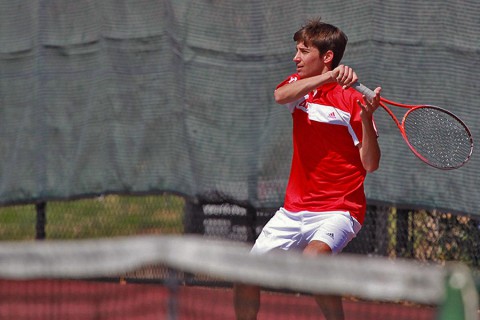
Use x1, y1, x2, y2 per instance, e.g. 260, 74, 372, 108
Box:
273, 90, 284, 104
365, 162, 380, 173
364, 155, 381, 173
274, 89, 293, 105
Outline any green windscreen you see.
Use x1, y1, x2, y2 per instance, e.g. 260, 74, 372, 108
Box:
0, 1, 478, 217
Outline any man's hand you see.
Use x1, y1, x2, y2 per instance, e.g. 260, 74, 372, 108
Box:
330, 65, 358, 89
358, 87, 382, 120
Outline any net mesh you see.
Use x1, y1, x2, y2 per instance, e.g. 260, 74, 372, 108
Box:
403, 107, 473, 169
0, 235, 476, 320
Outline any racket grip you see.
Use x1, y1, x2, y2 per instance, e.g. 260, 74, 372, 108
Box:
351, 82, 375, 101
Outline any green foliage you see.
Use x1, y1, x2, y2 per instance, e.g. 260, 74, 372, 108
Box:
0, 194, 185, 240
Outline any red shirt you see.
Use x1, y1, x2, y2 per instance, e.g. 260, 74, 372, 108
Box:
277, 74, 375, 224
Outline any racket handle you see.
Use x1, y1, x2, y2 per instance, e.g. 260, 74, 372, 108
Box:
351, 82, 375, 101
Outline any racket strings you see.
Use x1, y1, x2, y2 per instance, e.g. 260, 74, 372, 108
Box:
403, 107, 473, 169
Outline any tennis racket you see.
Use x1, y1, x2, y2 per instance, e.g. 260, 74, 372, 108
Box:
352, 82, 473, 170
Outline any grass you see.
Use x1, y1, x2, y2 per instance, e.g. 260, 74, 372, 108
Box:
0, 194, 185, 241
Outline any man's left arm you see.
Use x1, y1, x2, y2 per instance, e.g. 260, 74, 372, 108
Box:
357, 87, 382, 173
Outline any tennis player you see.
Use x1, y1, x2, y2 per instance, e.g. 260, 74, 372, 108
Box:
234, 18, 382, 320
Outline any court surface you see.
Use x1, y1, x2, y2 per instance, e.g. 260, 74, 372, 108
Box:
0, 280, 435, 319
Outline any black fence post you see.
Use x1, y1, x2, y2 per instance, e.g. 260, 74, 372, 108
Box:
245, 205, 257, 243
396, 208, 413, 258
35, 201, 47, 240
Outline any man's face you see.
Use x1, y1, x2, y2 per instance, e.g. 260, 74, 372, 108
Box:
293, 42, 327, 78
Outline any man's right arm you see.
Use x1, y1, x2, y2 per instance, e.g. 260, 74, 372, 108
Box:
274, 73, 333, 104
274, 65, 359, 105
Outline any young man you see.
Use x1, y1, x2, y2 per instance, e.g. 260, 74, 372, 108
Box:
234, 19, 382, 320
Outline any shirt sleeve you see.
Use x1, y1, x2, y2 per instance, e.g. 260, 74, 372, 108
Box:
275, 74, 302, 113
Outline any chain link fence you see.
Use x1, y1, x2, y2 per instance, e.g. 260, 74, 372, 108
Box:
2, 195, 478, 276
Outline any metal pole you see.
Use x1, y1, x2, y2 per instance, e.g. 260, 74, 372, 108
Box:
35, 202, 46, 240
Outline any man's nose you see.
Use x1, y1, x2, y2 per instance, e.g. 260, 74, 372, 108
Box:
293, 52, 300, 62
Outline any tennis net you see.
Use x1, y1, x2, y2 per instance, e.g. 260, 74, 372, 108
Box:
0, 235, 477, 320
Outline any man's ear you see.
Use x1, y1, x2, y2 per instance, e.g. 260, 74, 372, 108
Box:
323, 50, 334, 65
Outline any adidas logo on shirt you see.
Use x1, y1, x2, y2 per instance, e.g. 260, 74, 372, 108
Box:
328, 112, 336, 119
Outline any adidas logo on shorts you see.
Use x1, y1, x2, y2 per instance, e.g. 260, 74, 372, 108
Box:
326, 232, 334, 239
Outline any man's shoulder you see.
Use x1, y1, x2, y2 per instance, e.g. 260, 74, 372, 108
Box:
276, 73, 301, 89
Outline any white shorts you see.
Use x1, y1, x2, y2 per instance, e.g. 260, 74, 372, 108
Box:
251, 208, 362, 255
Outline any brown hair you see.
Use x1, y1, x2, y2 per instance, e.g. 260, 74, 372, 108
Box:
293, 18, 348, 69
